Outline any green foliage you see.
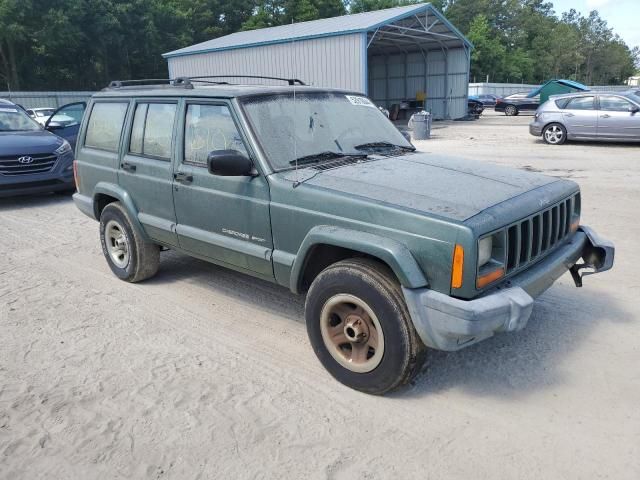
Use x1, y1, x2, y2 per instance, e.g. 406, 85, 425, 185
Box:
0, 0, 636, 90
348, 0, 430, 14
445, 0, 636, 84
242, 0, 345, 30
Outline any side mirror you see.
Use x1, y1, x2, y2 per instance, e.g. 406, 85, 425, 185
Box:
46, 121, 64, 131
629, 105, 639, 114
207, 150, 255, 177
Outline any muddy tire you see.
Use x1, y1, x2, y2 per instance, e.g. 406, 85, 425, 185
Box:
305, 258, 426, 395
99, 202, 160, 282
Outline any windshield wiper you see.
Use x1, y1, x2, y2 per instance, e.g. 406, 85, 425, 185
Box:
354, 141, 415, 152
289, 151, 365, 166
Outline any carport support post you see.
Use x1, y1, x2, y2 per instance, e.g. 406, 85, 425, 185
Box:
443, 47, 449, 119
422, 49, 428, 112
404, 52, 408, 105
385, 54, 390, 108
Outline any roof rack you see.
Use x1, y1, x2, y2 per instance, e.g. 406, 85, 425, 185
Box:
104, 75, 305, 90
181, 75, 306, 86
104, 78, 195, 90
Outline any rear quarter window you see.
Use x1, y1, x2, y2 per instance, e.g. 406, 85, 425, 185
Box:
85, 102, 129, 152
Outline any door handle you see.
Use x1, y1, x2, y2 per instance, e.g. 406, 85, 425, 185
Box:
565, 113, 575, 117
174, 172, 193, 184
121, 162, 136, 172
600, 114, 611, 119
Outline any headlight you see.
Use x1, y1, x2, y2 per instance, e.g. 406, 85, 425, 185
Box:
478, 236, 493, 267
476, 232, 506, 289
54, 140, 72, 155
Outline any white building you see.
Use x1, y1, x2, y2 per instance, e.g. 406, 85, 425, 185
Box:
163, 3, 472, 120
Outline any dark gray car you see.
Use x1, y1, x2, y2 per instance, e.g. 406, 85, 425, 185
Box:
530, 91, 640, 145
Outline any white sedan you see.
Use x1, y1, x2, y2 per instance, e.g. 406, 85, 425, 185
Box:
25, 107, 56, 126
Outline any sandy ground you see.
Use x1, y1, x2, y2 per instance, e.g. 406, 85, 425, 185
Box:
1, 111, 639, 480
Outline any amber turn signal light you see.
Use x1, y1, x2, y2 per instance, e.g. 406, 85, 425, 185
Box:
570, 219, 580, 232
476, 267, 505, 289
451, 244, 464, 289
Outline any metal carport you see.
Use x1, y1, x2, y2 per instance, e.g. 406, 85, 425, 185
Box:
365, 5, 472, 119
163, 3, 472, 119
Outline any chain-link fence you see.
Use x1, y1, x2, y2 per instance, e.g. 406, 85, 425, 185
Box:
0, 91, 95, 109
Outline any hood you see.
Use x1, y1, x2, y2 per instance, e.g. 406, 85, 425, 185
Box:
287, 153, 562, 222
0, 130, 63, 156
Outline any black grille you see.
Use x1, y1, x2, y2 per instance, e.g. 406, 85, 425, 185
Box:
505, 194, 579, 275
0, 153, 58, 175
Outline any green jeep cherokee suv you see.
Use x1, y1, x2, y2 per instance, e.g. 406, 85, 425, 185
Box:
73, 78, 614, 394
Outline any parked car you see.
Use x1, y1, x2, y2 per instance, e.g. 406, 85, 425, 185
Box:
467, 96, 484, 117
495, 92, 540, 116
0, 99, 86, 197
529, 91, 640, 145
26, 107, 56, 125
73, 78, 614, 394
476, 94, 499, 106
44, 102, 87, 150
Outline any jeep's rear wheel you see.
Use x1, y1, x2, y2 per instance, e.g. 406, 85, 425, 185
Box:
99, 202, 160, 282
305, 258, 425, 394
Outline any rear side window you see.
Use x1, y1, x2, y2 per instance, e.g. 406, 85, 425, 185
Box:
565, 96, 595, 110
85, 102, 128, 152
555, 98, 570, 109
129, 102, 177, 159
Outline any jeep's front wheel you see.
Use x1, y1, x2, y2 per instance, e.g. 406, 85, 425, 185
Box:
99, 202, 160, 282
305, 258, 425, 394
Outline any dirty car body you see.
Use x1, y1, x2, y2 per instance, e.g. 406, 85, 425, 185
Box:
72, 80, 614, 392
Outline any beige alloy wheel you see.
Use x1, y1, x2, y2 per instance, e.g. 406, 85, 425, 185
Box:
319, 293, 385, 374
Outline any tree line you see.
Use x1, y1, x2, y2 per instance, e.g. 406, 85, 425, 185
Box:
1, 0, 637, 91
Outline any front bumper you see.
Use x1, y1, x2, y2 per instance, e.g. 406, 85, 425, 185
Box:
403, 226, 614, 351
0, 153, 74, 198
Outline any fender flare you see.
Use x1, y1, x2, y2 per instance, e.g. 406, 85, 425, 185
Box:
93, 182, 149, 241
290, 225, 428, 293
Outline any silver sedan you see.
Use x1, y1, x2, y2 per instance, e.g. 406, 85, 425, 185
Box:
529, 91, 640, 145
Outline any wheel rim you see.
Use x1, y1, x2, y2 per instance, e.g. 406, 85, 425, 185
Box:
319, 294, 385, 373
506, 106, 516, 115
544, 125, 564, 144
105, 220, 130, 269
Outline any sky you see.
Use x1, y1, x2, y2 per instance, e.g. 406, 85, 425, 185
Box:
551, 0, 640, 49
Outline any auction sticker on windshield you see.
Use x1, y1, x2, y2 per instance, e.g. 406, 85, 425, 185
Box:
346, 95, 376, 107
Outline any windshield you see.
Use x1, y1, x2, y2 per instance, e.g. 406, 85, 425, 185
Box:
0, 106, 42, 132
240, 92, 413, 170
